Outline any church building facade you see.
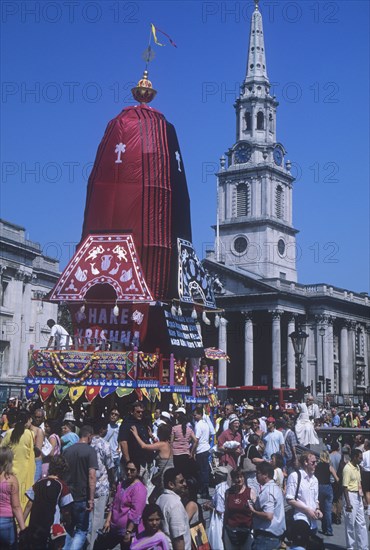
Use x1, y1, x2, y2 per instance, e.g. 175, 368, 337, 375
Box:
204, 3, 370, 403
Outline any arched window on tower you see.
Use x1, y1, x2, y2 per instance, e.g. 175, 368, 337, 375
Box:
257, 111, 264, 130
244, 111, 251, 131
236, 183, 250, 217
275, 185, 284, 219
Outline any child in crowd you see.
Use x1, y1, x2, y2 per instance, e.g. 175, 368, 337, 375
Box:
60, 421, 79, 452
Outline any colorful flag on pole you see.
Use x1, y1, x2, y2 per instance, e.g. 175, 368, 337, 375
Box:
151, 23, 177, 48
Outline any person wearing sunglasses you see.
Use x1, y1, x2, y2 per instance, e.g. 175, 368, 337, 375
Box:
285, 452, 323, 549
118, 402, 152, 480
94, 461, 147, 550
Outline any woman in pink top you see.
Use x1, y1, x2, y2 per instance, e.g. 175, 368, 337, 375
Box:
171, 409, 198, 480
0, 447, 26, 549
94, 461, 147, 550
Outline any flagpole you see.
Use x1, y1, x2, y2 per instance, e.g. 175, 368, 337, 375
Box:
145, 25, 153, 70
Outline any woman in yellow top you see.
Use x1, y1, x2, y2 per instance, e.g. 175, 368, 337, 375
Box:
1, 410, 36, 513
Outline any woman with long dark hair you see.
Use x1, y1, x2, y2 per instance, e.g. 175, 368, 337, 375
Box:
316, 450, 339, 536
1, 410, 35, 512
41, 418, 62, 477
131, 422, 174, 502
131, 503, 171, 550
171, 410, 197, 479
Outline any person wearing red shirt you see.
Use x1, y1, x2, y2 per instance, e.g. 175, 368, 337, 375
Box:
218, 414, 242, 469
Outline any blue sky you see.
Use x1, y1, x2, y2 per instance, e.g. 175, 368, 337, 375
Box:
1, 0, 369, 293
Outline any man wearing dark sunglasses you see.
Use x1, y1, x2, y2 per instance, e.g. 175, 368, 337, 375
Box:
118, 402, 152, 478
286, 451, 323, 549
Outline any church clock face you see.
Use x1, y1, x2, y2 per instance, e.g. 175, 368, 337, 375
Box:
273, 146, 283, 166
234, 144, 252, 164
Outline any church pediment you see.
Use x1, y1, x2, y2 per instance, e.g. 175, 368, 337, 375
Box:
203, 258, 277, 297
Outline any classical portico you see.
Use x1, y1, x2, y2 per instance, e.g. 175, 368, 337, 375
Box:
206, 258, 370, 400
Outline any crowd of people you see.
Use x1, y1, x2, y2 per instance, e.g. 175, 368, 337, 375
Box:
0, 394, 369, 550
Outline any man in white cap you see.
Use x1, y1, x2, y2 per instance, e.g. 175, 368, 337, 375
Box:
217, 414, 242, 469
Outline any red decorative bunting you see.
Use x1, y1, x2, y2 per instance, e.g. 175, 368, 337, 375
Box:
85, 386, 101, 402
39, 384, 55, 402
135, 388, 143, 401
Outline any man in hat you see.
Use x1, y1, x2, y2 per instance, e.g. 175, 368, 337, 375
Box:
263, 417, 284, 461
218, 414, 242, 469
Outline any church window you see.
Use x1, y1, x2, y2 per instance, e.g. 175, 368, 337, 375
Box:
257, 64, 261, 68
233, 236, 248, 255
278, 239, 285, 255
236, 183, 250, 216
251, 47, 255, 51
250, 64, 254, 69
245, 112, 251, 130
275, 185, 284, 219
257, 111, 264, 130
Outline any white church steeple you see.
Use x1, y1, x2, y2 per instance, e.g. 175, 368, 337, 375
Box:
214, 1, 299, 282
245, 0, 269, 84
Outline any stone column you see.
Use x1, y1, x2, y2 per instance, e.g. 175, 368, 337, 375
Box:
242, 311, 254, 386
327, 317, 335, 391
348, 321, 356, 394
340, 321, 349, 394
218, 317, 228, 387
271, 310, 282, 388
287, 315, 296, 389
365, 325, 370, 389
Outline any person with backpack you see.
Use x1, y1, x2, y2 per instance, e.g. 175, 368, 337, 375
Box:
285, 452, 323, 550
